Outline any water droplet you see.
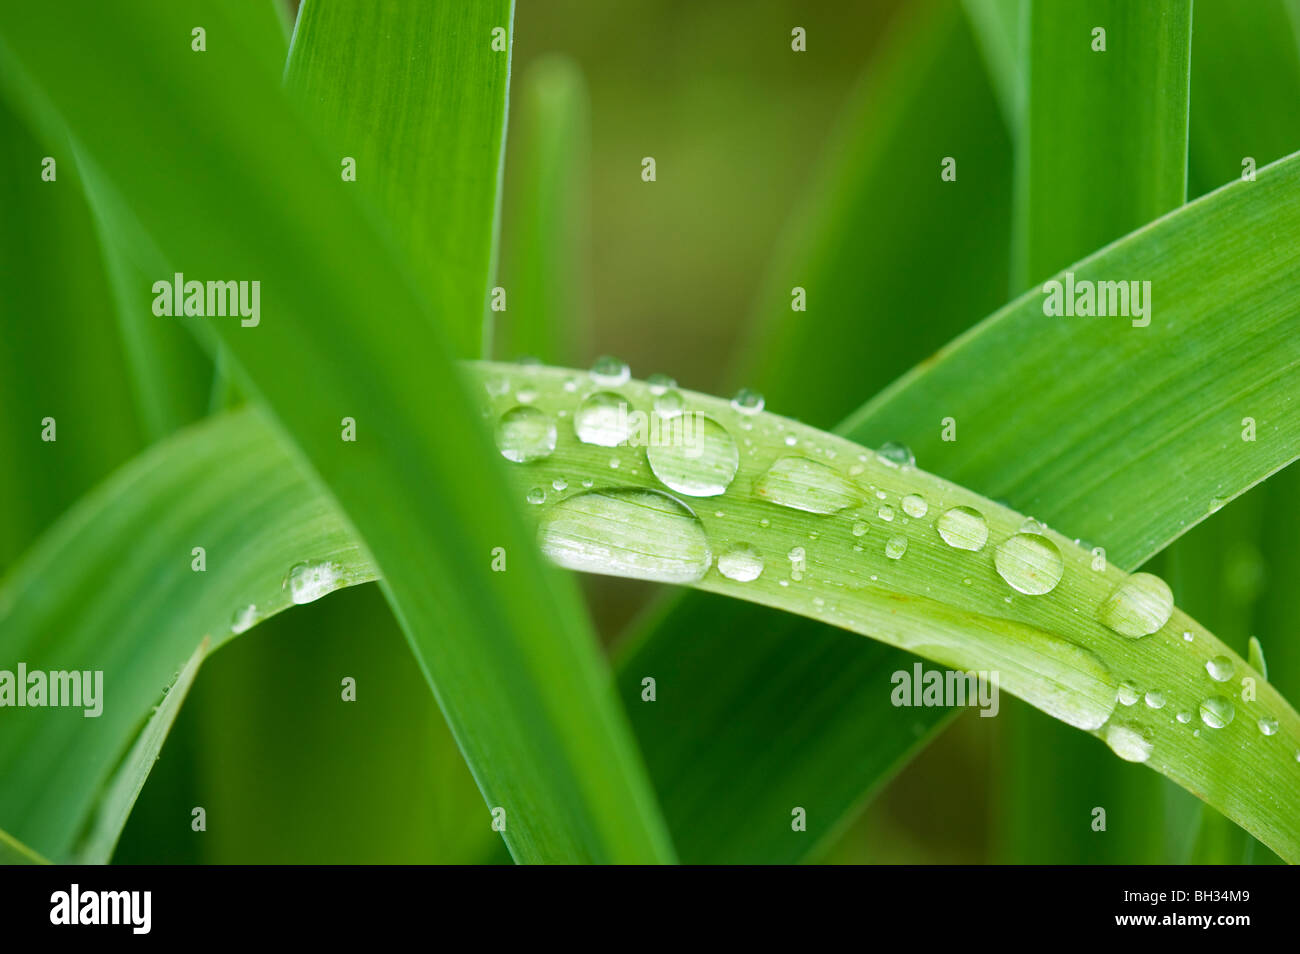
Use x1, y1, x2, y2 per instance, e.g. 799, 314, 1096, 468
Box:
526, 487, 546, 505
581, 478, 594, 489
876, 441, 914, 468
1144, 690, 1166, 709
851, 521, 868, 537
590, 355, 629, 386
1118, 681, 1139, 706
901, 494, 928, 518
1205, 655, 1234, 682
878, 505, 895, 522
485, 376, 510, 397
754, 457, 861, 514
538, 488, 711, 584
718, 546, 764, 582
783, 434, 798, 447
1182, 631, 1193, 642
495, 405, 557, 462
552, 477, 568, 492
1176, 711, 1192, 724
1209, 496, 1227, 514
562, 376, 580, 392
1098, 572, 1174, 638
730, 388, 764, 415
287, 560, 343, 605
884, 535, 908, 560
646, 372, 676, 395
574, 391, 631, 446
646, 415, 739, 497
515, 386, 538, 404
994, 533, 1064, 595
1199, 696, 1235, 729
231, 604, 257, 635
653, 389, 684, 418
1105, 723, 1153, 763
1258, 717, 1278, 736
936, 506, 988, 551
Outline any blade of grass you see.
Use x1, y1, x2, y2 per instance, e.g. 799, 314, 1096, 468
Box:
962, 0, 1023, 132
0, 828, 48, 865
0, 0, 673, 864
496, 54, 592, 365
1013, 0, 1191, 291
284, 0, 514, 358
73, 636, 209, 865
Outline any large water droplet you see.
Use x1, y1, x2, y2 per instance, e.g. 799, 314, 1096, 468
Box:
1205, 655, 1234, 682
574, 391, 631, 446
646, 415, 739, 497
754, 457, 861, 514
994, 533, 1064, 595
936, 506, 988, 551
1105, 723, 1153, 763
876, 441, 914, 467
730, 388, 764, 415
538, 488, 711, 584
495, 405, 557, 462
1199, 696, 1235, 729
901, 494, 928, 518
1098, 572, 1174, 638
287, 560, 343, 605
718, 546, 763, 582
590, 355, 629, 386
230, 604, 257, 635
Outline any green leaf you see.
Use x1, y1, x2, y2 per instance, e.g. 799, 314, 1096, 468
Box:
73, 637, 209, 865
0, 828, 48, 865
0, 0, 673, 864
285, 0, 515, 358
497, 54, 592, 364
1013, 0, 1191, 289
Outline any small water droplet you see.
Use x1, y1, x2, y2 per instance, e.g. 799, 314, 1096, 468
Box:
1182, 631, 1193, 642
1144, 690, 1166, 709
717, 545, 763, 582
1176, 711, 1192, 724
884, 535, 908, 560
230, 604, 257, 635
730, 388, 764, 415
851, 521, 868, 538
783, 434, 798, 447
1258, 717, 1279, 736
646, 415, 739, 497
515, 386, 538, 404
574, 391, 631, 446
562, 376, 580, 392
901, 494, 928, 518
287, 560, 343, 605
1105, 723, 1153, 763
878, 505, 895, 522
646, 372, 676, 395
495, 405, 557, 462
590, 355, 630, 386
609, 457, 620, 469
581, 478, 594, 489
876, 441, 914, 468
1098, 572, 1174, 638
754, 457, 861, 514
936, 506, 988, 551
1199, 696, 1235, 729
653, 389, 684, 418
1118, 681, 1139, 706
552, 477, 568, 492
1209, 496, 1227, 514
1205, 655, 1234, 682
994, 533, 1064, 595
538, 488, 711, 583
526, 487, 547, 505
